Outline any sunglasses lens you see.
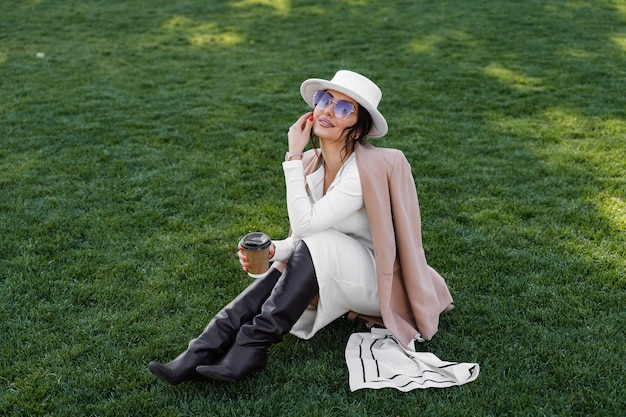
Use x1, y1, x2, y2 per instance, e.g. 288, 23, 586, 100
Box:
314, 91, 332, 109
334, 100, 355, 119
313, 90, 325, 106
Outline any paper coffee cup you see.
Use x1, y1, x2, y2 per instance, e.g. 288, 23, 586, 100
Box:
240, 232, 271, 275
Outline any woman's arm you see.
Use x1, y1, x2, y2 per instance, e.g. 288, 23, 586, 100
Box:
283, 159, 363, 237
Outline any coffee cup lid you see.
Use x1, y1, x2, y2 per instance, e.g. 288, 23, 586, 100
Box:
241, 232, 271, 250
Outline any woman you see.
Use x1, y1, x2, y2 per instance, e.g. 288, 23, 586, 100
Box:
148, 70, 454, 384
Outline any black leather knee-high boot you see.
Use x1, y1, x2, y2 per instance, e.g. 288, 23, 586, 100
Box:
196, 241, 319, 382
148, 267, 283, 385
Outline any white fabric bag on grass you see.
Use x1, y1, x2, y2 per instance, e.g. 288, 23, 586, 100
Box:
345, 328, 479, 392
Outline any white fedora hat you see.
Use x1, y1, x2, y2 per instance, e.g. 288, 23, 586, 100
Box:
300, 70, 388, 138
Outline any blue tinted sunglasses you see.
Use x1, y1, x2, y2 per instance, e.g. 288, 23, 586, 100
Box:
313, 90, 356, 119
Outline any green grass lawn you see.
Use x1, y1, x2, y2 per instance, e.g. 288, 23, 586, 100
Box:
1, 0, 625, 416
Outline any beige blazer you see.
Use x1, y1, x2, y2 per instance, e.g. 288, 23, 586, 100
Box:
302, 142, 453, 347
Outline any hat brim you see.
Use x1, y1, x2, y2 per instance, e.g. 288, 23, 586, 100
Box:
300, 78, 388, 138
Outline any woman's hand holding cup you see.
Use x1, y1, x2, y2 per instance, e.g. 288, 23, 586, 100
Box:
238, 233, 275, 274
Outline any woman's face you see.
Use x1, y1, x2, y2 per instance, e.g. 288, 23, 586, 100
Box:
312, 89, 358, 142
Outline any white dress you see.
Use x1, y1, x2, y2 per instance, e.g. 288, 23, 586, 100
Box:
271, 153, 380, 340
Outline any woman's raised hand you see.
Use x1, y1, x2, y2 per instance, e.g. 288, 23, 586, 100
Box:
287, 112, 314, 155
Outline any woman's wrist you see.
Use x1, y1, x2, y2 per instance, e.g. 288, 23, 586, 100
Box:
285, 151, 303, 161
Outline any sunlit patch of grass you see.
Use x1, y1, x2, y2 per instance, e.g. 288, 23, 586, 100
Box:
612, 35, 626, 51
484, 63, 545, 92
597, 195, 626, 232
409, 34, 444, 54
161, 16, 243, 46
613, 0, 626, 16
232, 0, 292, 16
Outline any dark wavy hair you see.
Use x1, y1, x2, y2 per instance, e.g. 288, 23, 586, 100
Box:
310, 103, 374, 162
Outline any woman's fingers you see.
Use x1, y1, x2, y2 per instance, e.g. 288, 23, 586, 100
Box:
288, 112, 313, 153
237, 247, 249, 271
